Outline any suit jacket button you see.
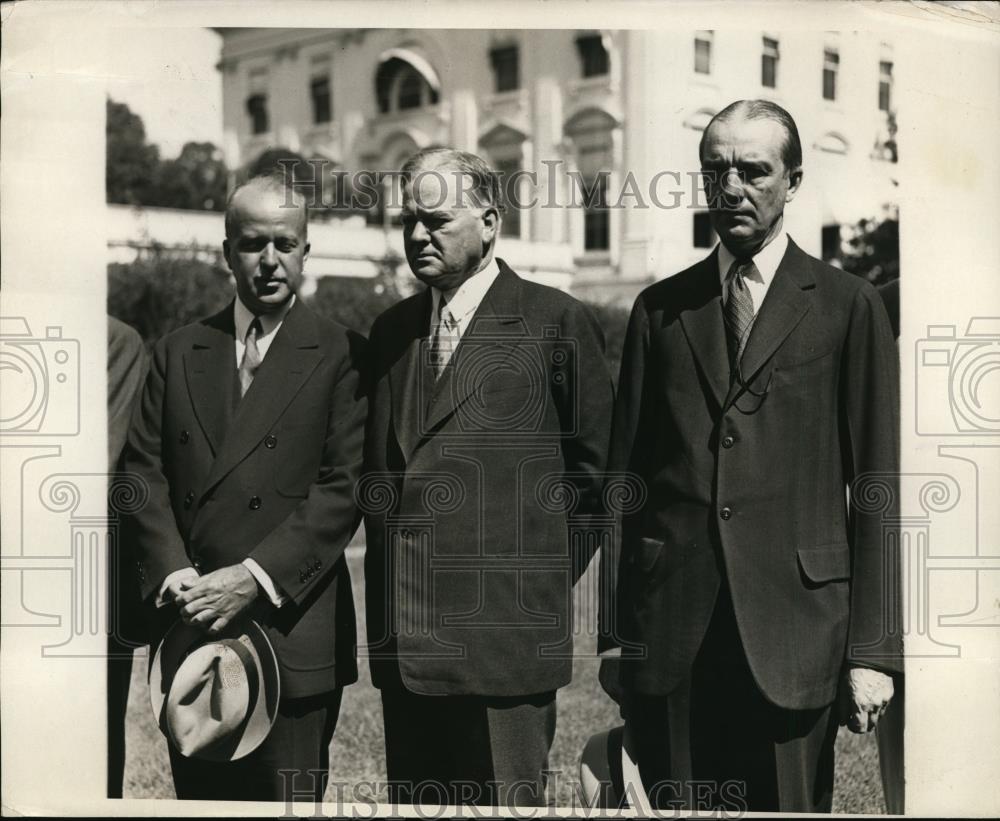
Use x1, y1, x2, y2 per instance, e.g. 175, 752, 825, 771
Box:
264, 434, 277, 449
249, 496, 262, 510
722, 435, 735, 449
192, 558, 202, 571
180, 430, 190, 444
299, 572, 307, 583
720, 506, 732, 520
184, 491, 195, 508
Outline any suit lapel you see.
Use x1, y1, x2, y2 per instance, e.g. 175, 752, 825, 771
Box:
201, 299, 322, 496
423, 261, 523, 434
389, 289, 433, 461
678, 252, 730, 411
723, 238, 815, 411
183, 304, 236, 455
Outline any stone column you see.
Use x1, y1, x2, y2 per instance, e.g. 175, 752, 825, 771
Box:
619, 29, 678, 283
449, 88, 478, 153
531, 73, 565, 246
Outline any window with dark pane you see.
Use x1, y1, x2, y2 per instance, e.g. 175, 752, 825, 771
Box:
310, 75, 331, 125
583, 174, 610, 251
490, 46, 520, 93
823, 49, 839, 101
495, 157, 522, 238
576, 34, 609, 78
246, 93, 269, 135
762, 37, 779, 88
397, 69, 425, 110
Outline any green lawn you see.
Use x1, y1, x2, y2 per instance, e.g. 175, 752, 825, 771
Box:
123, 547, 885, 812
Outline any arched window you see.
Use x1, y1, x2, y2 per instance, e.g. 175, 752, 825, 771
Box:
375, 53, 441, 115
480, 124, 527, 239
565, 108, 617, 253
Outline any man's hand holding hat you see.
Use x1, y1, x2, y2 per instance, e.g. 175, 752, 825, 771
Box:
175, 564, 260, 636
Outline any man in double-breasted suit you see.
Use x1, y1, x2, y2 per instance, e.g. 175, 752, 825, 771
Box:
600, 100, 900, 812
122, 174, 366, 801
362, 148, 613, 807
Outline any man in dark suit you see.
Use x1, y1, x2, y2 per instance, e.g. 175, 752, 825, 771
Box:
122, 173, 366, 801
600, 100, 900, 812
362, 148, 613, 808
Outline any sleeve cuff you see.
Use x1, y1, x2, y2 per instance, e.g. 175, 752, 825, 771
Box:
155, 567, 199, 608
242, 558, 288, 607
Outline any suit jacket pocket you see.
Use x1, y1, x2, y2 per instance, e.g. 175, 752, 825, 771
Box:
775, 347, 837, 373
476, 377, 535, 397
797, 543, 850, 585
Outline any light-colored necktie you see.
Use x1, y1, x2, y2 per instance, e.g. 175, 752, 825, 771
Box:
430, 298, 458, 379
238, 317, 263, 397
724, 258, 757, 367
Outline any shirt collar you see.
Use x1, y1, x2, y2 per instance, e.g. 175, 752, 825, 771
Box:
431, 258, 501, 325
717, 232, 789, 288
234, 293, 295, 341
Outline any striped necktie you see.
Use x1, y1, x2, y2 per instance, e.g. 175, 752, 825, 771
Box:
430, 297, 458, 379
238, 316, 263, 397
724, 258, 757, 367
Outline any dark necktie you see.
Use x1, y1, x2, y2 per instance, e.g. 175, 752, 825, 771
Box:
724, 258, 757, 367
238, 317, 263, 397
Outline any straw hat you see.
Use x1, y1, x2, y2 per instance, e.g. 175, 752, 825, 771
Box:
149, 620, 280, 761
578, 724, 652, 813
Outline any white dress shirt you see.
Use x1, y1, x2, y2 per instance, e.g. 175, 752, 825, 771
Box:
430, 257, 502, 341
156, 294, 295, 609
717, 232, 789, 314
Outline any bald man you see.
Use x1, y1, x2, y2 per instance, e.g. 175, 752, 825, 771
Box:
121, 173, 366, 801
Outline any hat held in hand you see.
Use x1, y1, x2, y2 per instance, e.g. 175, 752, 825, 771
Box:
579, 724, 651, 813
149, 620, 280, 761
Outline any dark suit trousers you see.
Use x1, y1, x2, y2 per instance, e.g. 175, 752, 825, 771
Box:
168, 689, 342, 802
626, 585, 838, 813
380, 687, 556, 808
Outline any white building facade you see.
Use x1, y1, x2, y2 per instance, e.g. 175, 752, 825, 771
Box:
215, 28, 898, 304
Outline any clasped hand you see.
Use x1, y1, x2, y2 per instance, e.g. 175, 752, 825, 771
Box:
170, 564, 259, 636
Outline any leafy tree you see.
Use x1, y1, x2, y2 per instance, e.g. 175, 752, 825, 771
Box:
108, 247, 234, 346
155, 142, 228, 212
307, 251, 406, 336
106, 99, 160, 205
838, 204, 900, 288
245, 146, 310, 180
107, 98, 229, 212
243, 146, 341, 217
